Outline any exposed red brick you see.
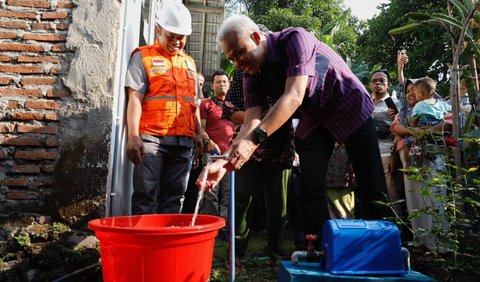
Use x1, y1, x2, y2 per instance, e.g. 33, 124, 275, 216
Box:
23, 33, 66, 42
0, 136, 43, 146
7, 191, 37, 200
41, 164, 54, 173
31, 22, 54, 30
0, 149, 9, 159
14, 150, 57, 160
11, 164, 40, 173
49, 67, 61, 75
44, 112, 58, 121
0, 43, 44, 52
0, 123, 15, 133
0, 20, 29, 29
8, 100, 19, 108
0, 55, 11, 62
17, 125, 57, 134
0, 31, 17, 39
0, 65, 44, 74
4, 178, 28, 187
56, 23, 69, 30
0, 77, 14, 85
34, 177, 52, 187
25, 100, 61, 110
21, 77, 57, 85
57, 1, 74, 8
0, 10, 37, 19
44, 136, 57, 146
41, 12, 68, 20
46, 88, 70, 98
0, 88, 42, 97
10, 112, 47, 121
6, 0, 50, 8
50, 44, 66, 52
17, 55, 60, 64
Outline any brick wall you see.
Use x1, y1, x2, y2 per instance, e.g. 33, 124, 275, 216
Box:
0, 0, 75, 223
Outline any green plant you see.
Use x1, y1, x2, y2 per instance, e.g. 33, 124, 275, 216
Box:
387, 132, 480, 279
49, 222, 71, 239
14, 233, 31, 249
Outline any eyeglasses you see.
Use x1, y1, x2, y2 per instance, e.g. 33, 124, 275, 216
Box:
371, 78, 388, 84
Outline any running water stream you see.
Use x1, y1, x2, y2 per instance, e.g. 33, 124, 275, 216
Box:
190, 164, 210, 226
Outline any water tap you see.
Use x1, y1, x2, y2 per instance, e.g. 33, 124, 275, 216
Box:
291, 234, 323, 265
207, 151, 229, 163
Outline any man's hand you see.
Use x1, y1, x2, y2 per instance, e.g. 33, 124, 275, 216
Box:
194, 134, 204, 154
127, 136, 144, 165
225, 133, 257, 170
387, 108, 396, 121
397, 50, 408, 66
205, 139, 221, 155
196, 159, 228, 191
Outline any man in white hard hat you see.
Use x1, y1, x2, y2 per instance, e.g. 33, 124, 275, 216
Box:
125, 0, 204, 214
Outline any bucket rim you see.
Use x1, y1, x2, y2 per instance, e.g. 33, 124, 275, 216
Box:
88, 214, 225, 235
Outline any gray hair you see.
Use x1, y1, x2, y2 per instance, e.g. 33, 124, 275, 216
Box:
216, 15, 260, 47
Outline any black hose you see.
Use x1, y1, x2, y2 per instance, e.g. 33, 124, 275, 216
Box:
51, 260, 101, 282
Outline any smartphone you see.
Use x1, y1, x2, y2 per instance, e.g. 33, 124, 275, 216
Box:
399, 49, 407, 57
384, 97, 399, 114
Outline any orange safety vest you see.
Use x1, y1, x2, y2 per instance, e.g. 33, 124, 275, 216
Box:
133, 41, 197, 137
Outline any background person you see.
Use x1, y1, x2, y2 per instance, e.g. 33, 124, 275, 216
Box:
391, 77, 451, 250
370, 70, 403, 216
410, 77, 451, 128
222, 63, 295, 268
125, 1, 203, 215
198, 70, 235, 238
197, 72, 207, 99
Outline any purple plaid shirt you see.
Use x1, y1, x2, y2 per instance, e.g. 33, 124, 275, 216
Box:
244, 27, 374, 142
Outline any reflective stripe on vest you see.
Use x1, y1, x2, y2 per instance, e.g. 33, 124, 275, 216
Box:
134, 41, 197, 137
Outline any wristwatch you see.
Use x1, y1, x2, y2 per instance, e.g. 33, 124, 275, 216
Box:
252, 127, 268, 145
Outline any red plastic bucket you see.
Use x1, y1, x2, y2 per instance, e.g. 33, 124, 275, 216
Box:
88, 214, 225, 282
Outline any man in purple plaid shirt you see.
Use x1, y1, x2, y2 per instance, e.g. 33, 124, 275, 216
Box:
197, 15, 392, 243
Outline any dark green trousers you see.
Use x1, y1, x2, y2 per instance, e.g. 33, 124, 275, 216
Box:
235, 160, 291, 260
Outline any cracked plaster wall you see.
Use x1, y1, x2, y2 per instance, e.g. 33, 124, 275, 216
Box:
54, 0, 122, 225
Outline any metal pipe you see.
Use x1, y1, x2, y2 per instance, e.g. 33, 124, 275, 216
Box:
291, 250, 322, 266
401, 247, 411, 271
207, 153, 230, 162
205, 153, 234, 280
229, 170, 235, 282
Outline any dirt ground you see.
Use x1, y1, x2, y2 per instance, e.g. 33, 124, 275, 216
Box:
1, 222, 478, 281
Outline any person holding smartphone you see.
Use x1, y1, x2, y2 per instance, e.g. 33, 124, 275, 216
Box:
370, 70, 403, 216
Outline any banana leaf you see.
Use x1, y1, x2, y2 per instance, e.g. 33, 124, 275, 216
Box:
389, 22, 421, 35
450, 0, 469, 19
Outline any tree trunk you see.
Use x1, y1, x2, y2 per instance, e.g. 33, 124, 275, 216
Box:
449, 65, 462, 178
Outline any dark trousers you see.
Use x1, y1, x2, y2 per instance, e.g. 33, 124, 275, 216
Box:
235, 160, 291, 260
295, 117, 391, 244
132, 142, 191, 215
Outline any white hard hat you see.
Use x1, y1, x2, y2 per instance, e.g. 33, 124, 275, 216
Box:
156, 0, 192, 36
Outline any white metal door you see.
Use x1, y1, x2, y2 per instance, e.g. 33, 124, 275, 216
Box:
105, 0, 161, 217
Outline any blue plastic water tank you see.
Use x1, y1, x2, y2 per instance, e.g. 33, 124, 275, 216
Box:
322, 219, 407, 275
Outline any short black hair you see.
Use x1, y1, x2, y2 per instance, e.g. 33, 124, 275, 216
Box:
370, 69, 391, 82
211, 69, 229, 83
